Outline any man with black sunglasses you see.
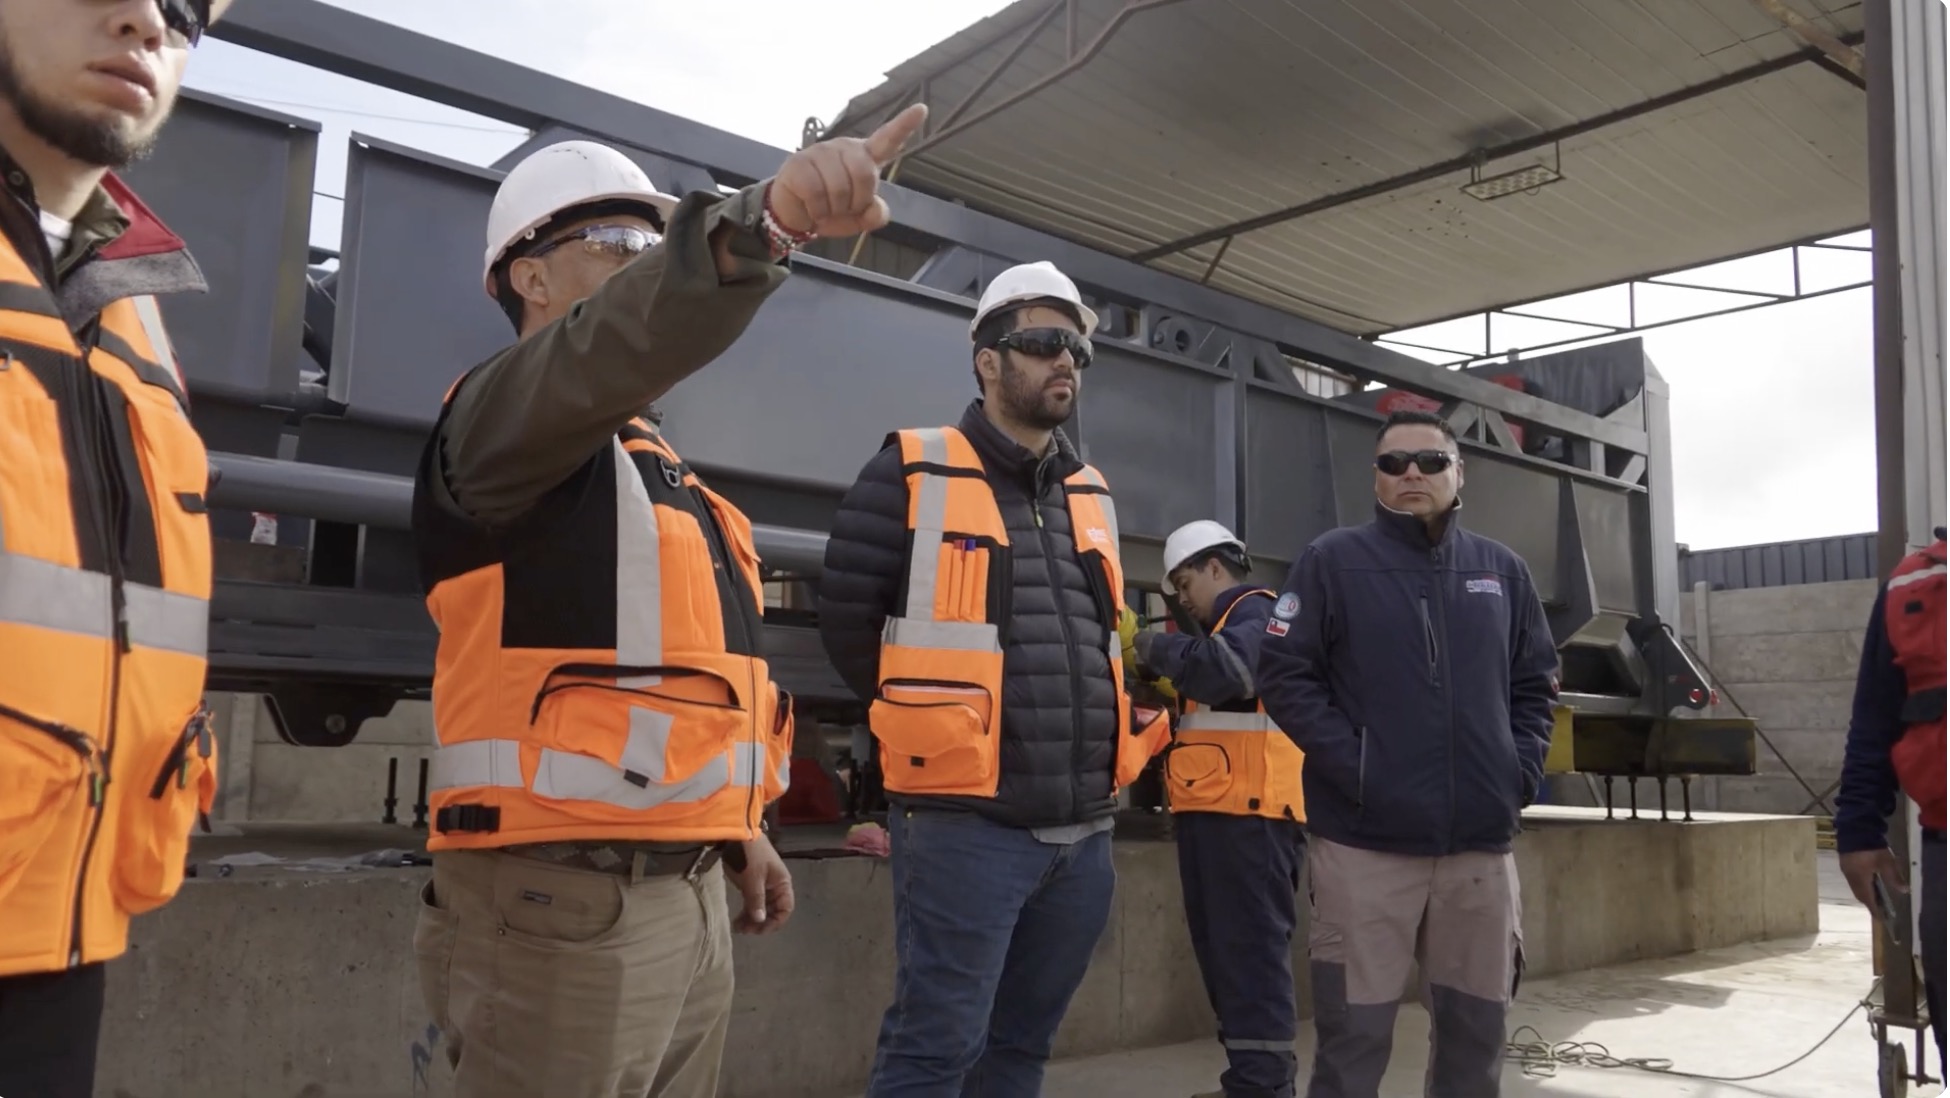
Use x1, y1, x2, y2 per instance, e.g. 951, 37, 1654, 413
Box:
0, 2, 232, 1097
409, 108, 926, 1097
819, 260, 1171, 1095
1256, 409, 1559, 1098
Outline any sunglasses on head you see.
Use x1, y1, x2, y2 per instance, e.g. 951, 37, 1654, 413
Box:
158, 0, 211, 47
991, 327, 1093, 370
1375, 449, 1456, 476
529, 224, 663, 263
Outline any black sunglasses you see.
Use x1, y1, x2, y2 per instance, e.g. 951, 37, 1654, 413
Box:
529, 224, 663, 263
1375, 449, 1456, 477
158, 0, 211, 47
992, 327, 1093, 370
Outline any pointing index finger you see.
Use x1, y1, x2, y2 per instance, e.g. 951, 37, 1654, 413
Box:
863, 102, 929, 167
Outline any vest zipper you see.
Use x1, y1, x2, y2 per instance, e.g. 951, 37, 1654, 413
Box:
65, 325, 128, 968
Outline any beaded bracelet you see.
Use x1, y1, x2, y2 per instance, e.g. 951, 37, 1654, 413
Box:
760, 185, 817, 259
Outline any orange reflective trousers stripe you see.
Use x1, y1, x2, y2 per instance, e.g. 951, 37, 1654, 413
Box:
0, 235, 214, 978
1163, 590, 1308, 821
870, 426, 1168, 799
417, 406, 793, 851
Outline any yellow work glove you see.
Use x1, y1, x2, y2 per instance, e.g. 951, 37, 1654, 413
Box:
1117, 607, 1141, 676
1151, 675, 1178, 703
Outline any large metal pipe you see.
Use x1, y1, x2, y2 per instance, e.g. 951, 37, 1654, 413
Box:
205, 452, 833, 576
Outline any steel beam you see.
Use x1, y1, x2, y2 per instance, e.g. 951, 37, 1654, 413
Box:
205, 452, 833, 577
1129, 34, 1866, 264
206, 0, 1643, 454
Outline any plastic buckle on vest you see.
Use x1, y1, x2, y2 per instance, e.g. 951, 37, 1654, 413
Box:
434, 804, 502, 834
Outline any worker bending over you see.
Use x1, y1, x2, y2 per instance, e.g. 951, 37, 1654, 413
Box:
1124, 520, 1308, 1098
1256, 410, 1558, 1098
408, 105, 925, 1098
1835, 527, 1946, 1064
818, 260, 1170, 1096
0, 3, 233, 1096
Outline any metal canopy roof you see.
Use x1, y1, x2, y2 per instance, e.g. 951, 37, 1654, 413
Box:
823, 0, 1870, 337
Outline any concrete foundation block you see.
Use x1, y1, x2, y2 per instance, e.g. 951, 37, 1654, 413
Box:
92, 812, 1818, 1098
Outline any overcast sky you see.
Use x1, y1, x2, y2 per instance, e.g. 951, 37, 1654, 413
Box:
180, 0, 1882, 553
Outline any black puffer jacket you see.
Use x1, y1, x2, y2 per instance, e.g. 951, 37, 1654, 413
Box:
817, 400, 1120, 829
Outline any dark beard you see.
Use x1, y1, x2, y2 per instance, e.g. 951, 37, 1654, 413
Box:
0, 34, 157, 169
997, 355, 1073, 431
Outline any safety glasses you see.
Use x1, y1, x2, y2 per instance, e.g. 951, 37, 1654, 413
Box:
1375, 449, 1456, 477
529, 224, 663, 263
993, 327, 1093, 370
157, 0, 211, 47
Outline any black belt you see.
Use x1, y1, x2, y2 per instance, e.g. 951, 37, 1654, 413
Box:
505, 840, 725, 881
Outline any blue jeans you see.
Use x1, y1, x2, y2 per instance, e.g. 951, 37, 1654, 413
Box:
866, 809, 1116, 1098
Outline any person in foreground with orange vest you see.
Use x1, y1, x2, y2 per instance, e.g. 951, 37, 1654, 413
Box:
0, 2, 231, 1096
1835, 527, 1946, 1065
817, 259, 1170, 1096
1119, 519, 1308, 1098
408, 105, 927, 1098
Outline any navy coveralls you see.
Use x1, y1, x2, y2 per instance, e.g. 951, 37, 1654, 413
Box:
1141, 585, 1307, 1098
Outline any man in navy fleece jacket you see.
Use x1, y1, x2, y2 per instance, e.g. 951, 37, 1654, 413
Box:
1255, 409, 1559, 1098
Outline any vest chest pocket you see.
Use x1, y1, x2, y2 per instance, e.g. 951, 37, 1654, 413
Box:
0, 387, 72, 560
118, 382, 212, 600
869, 681, 999, 796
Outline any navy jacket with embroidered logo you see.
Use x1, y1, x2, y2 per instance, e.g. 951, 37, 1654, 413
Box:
1255, 503, 1559, 857
1137, 584, 1274, 707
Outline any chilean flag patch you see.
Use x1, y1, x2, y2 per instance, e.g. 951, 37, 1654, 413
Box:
1265, 618, 1291, 637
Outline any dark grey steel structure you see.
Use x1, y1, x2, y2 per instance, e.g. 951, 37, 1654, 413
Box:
127, 0, 1751, 786
1680, 532, 1882, 592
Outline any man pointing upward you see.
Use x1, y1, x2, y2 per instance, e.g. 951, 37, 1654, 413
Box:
410, 105, 925, 1098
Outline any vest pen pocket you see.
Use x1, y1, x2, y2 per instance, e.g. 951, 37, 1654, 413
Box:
110, 700, 218, 916
0, 701, 100, 908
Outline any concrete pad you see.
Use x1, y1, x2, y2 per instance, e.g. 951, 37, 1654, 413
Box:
1038, 853, 1942, 1098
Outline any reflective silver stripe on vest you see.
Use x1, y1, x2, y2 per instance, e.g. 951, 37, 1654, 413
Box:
0, 551, 206, 656
882, 616, 1001, 653
130, 296, 180, 390
1176, 711, 1280, 733
1890, 562, 1947, 590
612, 438, 664, 687
429, 734, 771, 807
428, 738, 524, 791
1071, 465, 1119, 551
901, 427, 953, 620
534, 748, 736, 808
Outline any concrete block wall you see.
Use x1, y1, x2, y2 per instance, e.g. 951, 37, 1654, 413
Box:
1678, 577, 1879, 816
206, 692, 440, 825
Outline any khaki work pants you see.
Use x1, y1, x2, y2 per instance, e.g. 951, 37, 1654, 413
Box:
414, 848, 734, 1098
1304, 838, 1523, 1098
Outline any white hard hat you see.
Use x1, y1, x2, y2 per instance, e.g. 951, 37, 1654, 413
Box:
970, 260, 1099, 337
1161, 519, 1247, 593
481, 140, 680, 298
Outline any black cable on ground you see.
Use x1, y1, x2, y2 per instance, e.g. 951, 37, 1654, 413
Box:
1506, 979, 1876, 1082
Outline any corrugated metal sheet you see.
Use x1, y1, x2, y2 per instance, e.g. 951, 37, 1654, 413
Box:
1678, 532, 1880, 590
829, 0, 1868, 335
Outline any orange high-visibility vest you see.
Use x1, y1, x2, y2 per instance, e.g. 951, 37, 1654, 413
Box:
1885, 537, 1946, 832
0, 229, 216, 978
1162, 589, 1307, 821
870, 426, 1168, 797
412, 397, 793, 850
